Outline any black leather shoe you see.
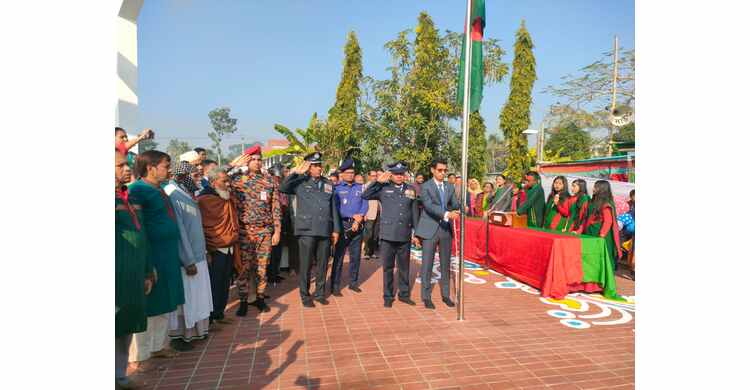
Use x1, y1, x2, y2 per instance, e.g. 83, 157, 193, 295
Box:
254, 298, 271, 313
398, 297, 416, 306
303, 300, 315, 308
423, 300, 436, 309
236, 301, 249, 317
348, 285, 362, 293
442, 297, 455, 307
332, 290, 343, 297
315, 297, 330, 305
384, 300, 394, 308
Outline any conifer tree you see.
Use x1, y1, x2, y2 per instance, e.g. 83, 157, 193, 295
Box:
499, 21, 537, 182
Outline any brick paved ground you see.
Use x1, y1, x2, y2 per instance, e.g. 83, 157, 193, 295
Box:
131, 253, 635, 390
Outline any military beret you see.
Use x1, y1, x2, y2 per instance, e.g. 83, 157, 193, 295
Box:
244, 145, 262, 156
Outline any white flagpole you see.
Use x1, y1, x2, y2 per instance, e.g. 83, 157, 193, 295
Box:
457, 0, 473, 321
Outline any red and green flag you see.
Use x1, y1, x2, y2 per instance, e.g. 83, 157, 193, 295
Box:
457, 0, 486, 112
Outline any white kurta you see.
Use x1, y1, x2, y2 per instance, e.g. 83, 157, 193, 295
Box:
168, 261, 212, 341
165, 183, 213, 341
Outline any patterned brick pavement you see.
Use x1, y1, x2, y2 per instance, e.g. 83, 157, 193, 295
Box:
131, 253, 635, 390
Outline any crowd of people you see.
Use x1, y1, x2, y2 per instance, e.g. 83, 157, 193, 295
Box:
115, 126, 634, 388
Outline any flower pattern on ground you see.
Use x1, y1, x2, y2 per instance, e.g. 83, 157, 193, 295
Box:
410, 248, 635, 329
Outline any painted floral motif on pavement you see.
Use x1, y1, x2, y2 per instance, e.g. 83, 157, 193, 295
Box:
411, 248, 635, 329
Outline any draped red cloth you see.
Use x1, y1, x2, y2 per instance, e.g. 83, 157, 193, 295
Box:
455, 220, 602, 299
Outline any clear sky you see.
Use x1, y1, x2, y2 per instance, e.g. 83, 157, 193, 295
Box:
136, 0, 634, 151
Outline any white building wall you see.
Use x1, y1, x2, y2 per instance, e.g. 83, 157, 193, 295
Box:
116, 0, 143, 132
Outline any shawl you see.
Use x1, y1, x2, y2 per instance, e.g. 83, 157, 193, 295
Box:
197, 190, 241, 271
116, 186, 141, 230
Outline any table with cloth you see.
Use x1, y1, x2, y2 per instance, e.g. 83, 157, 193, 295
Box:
457, 218, 621, 300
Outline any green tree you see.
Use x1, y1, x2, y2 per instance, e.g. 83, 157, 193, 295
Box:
325, 31, 364, 164
360, 12, 508, 175
397, 12, 453, 174
443, 31, 508, 115
208, 107, 238, 165
165, 139, 191, 167
499, 21, 537, 182
544, 122, 593, 160
467, 112, 488, 180
613, 122, 635, 143
366, 13, 453, 174
447, 112, 487, 180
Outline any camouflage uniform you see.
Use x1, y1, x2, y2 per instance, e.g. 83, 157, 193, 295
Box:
229, 169, 281, 303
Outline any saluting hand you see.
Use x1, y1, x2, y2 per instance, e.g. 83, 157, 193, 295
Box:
293, 161, 311, 175
377, 171, 391, 183
229, 154, 250, 168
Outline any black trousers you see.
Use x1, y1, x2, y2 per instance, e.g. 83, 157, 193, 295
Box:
297, 235, 331, 301
208, 249, 234, 320
420, 225, 453, 302
331, 228, 363, 290
363, 219, 380, 256
283, 233, 299, 274
380, 239, 411, 300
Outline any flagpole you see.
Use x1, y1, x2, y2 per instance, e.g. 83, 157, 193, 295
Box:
457, 0, 473, 322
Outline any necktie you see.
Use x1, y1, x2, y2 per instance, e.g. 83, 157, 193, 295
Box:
438, 183, 445, 209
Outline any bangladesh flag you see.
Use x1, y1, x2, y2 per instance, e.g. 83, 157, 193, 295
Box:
457, 0, 485, 112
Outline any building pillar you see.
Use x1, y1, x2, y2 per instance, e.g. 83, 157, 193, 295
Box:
116, 0, 144, 137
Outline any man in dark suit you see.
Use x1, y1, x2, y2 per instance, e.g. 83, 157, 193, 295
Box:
280, 152, 342, 308
362, 161, 420, 308
414, 157, 460, 309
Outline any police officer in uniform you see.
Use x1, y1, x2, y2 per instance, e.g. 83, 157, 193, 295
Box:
280, 152, 341, 308
361, 162, 420, 308
330, 157, 368, 296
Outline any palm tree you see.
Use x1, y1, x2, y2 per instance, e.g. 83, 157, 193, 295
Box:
267, 113, 322, 166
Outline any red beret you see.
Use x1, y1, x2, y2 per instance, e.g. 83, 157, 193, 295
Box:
244, 145, 262, 156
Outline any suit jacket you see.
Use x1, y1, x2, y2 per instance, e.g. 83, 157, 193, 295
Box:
280, 173, 342, 237
361, 182, 419, 242
415, 179, 460, 239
